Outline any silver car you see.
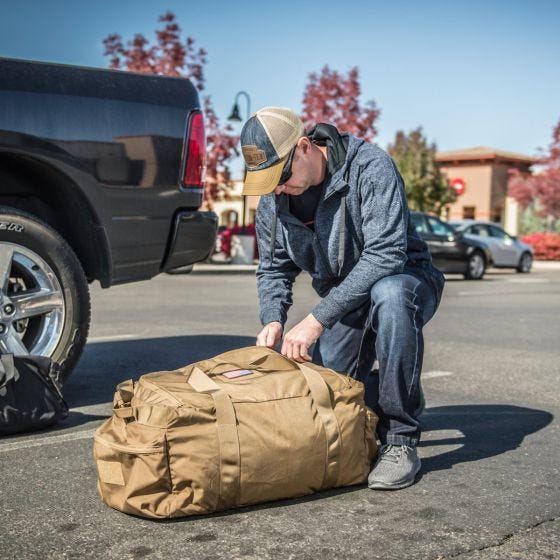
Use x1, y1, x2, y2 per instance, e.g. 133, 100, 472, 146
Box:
448, 220, 533, 273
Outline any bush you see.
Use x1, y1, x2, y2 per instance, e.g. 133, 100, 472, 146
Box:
520, 233, 560, 260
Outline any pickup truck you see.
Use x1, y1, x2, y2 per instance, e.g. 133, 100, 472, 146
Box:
0, 58, 218, 381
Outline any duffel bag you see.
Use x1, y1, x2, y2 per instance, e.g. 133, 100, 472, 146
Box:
0, 353, 68, 436
93, 346, 378, 519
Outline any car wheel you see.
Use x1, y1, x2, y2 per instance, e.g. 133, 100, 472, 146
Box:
0, 206, 90, 383
464, 250, 486, 280
516, 252, 533, 273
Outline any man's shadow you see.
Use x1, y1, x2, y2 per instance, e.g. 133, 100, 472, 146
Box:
417, 404, 553, 473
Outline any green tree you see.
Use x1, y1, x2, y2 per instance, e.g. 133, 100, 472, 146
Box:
387, 128, 456, 215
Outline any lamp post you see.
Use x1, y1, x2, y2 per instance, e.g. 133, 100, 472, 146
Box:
228, 91, 251, 229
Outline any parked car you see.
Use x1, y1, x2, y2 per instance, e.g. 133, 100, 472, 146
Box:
410, 212, 491, 280
448, 220, 533, 273
0, 58, 218, 381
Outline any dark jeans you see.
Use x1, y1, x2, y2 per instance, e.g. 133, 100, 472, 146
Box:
312, 264, 445, 446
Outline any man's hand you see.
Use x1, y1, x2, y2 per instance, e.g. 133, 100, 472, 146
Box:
281, 314, 325, 363
256, 321, 283, 349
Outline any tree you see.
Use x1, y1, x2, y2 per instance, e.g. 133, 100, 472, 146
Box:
301, 66, 380, 142
103, 12, 238, 208
387, 128, 456, 215
508, 117, 560, 231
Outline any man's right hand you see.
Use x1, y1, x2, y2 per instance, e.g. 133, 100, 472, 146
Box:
256, 321, 283, 348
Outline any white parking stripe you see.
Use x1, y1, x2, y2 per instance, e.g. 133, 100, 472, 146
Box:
0, 428, 97, 453
87, 334, 139, 343
505, 278, 550, 283
423, 370, 454, 379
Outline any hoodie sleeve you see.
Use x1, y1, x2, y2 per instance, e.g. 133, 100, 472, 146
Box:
311, 156, 409, 328
255, 195, 301, 326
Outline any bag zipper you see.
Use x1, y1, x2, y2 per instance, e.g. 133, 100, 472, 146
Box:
140, 378, 184, 406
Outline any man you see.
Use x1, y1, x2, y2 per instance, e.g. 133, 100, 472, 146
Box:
240, 107, 445, 490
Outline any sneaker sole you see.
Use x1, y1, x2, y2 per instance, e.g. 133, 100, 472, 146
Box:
368, 476, 418, 490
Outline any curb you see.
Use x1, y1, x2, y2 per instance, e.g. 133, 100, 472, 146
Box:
532, 261, 560, 271
192, 263, 257, 274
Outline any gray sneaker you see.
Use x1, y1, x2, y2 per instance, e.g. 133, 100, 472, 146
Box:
368, 444, 421, 490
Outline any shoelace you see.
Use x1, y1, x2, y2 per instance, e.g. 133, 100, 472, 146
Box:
380, 444, 408, 463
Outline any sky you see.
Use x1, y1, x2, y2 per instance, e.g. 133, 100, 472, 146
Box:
1, 0, 559, 177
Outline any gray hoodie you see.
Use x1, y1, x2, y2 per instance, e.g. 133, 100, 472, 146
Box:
255, 132, 431, 329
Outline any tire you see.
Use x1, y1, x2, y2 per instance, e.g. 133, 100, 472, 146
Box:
0, 206, 90, 383
464, 250, 486, 280
516, 252, 533, 273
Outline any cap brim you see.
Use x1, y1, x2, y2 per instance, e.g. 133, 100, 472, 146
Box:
242, 156, 287, 196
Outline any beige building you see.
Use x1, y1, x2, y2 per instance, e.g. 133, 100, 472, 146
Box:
212, 180, 259, 228
436, 147, 535, 235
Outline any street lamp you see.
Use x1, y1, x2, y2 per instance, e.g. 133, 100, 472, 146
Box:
228, 91, 251, 228
228, 91, 251, 122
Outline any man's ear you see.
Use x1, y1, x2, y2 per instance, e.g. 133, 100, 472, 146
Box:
297, 136, 311, 154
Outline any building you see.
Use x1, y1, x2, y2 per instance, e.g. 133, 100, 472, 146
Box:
436, 146, 535, 234
212, 180, 259, 228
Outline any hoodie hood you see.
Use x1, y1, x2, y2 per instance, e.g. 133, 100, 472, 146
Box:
307, 126, 365, 199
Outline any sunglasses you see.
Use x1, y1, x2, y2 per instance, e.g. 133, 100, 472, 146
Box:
277, 145, 297, 186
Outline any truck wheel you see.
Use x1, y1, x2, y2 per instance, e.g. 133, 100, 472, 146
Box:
0, 206, 90, 383
516, 252, 533, 273
464, 250, 486, 280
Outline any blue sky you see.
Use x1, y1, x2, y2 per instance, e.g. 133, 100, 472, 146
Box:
1, 0, 559, 176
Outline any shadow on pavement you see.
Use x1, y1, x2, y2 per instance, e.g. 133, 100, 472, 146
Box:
65, 334, 255, 408
419, 404, 553, 473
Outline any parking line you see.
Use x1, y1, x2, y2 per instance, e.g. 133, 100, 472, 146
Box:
423, 370, 454, 379
0, 429, 97, 453
88, 334, 139, 343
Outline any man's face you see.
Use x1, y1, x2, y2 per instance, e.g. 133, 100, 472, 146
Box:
273, 147, 315, 196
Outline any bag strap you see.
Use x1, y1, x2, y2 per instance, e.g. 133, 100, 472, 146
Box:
188, 367, 241, 510
0, 354, 18, 384
297, 362, 343, 489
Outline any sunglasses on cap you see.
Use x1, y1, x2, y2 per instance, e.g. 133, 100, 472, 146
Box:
277, 145, 297, 186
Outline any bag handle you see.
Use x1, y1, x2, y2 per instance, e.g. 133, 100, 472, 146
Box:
188, 367, 241, 510
113, 379, 135, 419
296, 362, 343, 489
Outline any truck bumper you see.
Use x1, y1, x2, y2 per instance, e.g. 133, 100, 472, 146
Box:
161, 210, 218, 272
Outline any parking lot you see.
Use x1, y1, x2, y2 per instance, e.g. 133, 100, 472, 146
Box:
1, 267, 559, 560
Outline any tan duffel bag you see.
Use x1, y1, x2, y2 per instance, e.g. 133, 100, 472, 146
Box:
93, 346, 378, 519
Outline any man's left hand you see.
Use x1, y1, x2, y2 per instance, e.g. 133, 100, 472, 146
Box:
281, 314, 325, 363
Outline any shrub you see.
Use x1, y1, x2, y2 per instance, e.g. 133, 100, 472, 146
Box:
520, 233, 560, 260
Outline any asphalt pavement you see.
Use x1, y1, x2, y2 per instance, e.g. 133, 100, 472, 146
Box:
1, 268, 559, 560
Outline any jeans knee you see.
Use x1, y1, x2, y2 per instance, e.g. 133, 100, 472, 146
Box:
370, 277, 412, 317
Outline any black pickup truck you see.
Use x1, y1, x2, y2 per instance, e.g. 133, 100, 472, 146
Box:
0, 58, 218, 381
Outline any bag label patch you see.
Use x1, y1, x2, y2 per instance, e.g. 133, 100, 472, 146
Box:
222, 369, 253, 379
97, 460, 125, 486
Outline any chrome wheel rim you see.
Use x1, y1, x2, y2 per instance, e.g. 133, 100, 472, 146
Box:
469, 253, 484, 278
0, 242, 65, 356
521, 254, 532, 272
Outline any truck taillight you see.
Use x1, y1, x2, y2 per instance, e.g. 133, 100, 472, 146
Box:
182, 110, 206, 189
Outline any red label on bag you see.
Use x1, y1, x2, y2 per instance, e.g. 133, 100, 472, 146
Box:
222, 369, 253, 379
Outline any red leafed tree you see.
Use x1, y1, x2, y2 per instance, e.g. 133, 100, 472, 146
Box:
103, 12, 238, 208
301, 66, 380, 142
508, 118, 560, 230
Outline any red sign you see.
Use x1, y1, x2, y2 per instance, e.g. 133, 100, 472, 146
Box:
450, 177, 466, 196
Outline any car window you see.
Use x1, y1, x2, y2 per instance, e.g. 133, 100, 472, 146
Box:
411, 214, 429, 234
469, 224, 489, 237
488, 225, 508, 240
426, 216, 454, 236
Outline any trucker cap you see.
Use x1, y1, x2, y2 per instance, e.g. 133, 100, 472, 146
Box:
240, 107, 305, 195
